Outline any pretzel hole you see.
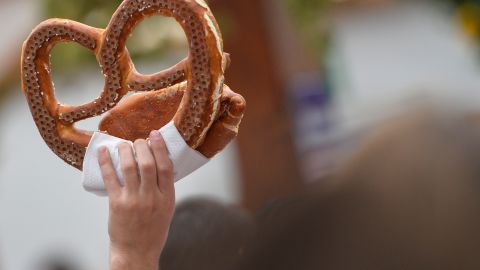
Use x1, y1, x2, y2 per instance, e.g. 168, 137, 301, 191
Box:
75, 115, 103, 132
126, 15, 187, 76
50, 42, 104, 106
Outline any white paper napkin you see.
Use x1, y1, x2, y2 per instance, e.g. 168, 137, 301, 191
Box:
82, 121, 210, 196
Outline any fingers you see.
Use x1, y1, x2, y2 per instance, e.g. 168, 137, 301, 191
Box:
133, 139, 158, 193
149, 130, 174, 194
98, 147, 121, 196
107, 135, 173, 196
118, 142, 140, 191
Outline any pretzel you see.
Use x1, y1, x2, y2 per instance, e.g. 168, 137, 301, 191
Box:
21, 0, 245, 170
99, 84, 245, 158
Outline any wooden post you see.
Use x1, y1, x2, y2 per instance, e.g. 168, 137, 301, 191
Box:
209, 0, 303, 210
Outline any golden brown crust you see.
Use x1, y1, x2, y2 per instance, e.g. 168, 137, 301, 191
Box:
196, 86, 246, 158
99, 83, 187, 141
99, 84, 246, 158
21, 0, 230, 170
21, 19, 103, 169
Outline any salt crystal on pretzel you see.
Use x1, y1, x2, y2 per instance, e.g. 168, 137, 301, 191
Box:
21, 0, 246, 170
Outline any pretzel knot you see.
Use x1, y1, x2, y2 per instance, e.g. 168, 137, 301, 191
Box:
21, 0, 246, 170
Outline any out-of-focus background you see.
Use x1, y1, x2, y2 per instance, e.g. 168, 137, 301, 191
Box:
0, 0, 479, 269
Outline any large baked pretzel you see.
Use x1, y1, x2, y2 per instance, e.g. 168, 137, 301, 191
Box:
21, 0, 246, 170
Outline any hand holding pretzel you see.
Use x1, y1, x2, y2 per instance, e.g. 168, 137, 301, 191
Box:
21, 0, 246, 169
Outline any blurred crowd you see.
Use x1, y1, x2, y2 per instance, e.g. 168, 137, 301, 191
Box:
155, 106, 480, 270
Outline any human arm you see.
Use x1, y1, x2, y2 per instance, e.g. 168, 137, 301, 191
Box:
98, 130, 175, 270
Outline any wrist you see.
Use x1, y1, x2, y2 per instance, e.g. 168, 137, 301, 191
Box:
110, 247, 160, 270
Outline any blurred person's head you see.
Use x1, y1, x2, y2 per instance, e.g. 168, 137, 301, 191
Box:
160, 198, 255, 270
37, 253, 81, 270
239, 108, 480, 270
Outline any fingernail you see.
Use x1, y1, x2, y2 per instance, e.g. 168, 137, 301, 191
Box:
150, 130, 162, 139
120, 142, 131, 148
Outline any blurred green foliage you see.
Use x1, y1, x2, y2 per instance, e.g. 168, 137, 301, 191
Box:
42, 0, 188, 75
284, 0, 329, 28
42, 0, 333, 72
43, 0, 116, 73
437, 0, 480, 39
455, 0, 480, 41
43, 0, 118, 27
282, 0, 331, 63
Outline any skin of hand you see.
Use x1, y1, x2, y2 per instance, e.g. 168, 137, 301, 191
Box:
98, 130, 175, 270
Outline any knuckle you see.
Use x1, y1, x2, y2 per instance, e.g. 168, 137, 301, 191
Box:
120, 198, 154, 213
103, 171, 116, 180
158, 159, 173, 171
123, 163, 137, 174
157, 169, 168, 178
121, 198, 139, 212
139, 160, 156, 172
109, 199, 124, 211
143, 198, 156, 211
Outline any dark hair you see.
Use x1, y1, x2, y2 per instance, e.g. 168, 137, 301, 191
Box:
239, 110, 480, 270
37, 254, 81, 270
160, 198, 255, 270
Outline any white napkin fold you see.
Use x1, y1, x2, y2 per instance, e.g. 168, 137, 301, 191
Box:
82, 121, 210, 196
